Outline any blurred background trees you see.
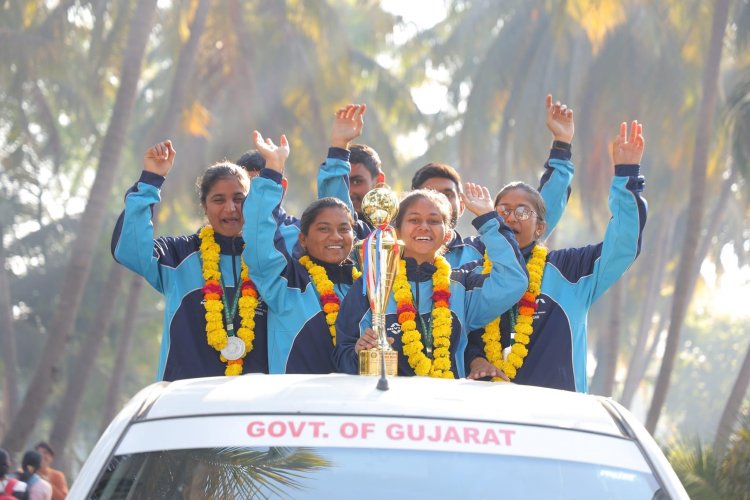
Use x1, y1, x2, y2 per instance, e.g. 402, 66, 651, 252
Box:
1, 0, 749, 480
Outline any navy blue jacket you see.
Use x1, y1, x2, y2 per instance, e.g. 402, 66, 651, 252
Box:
243, 169, 359, 374
466, 164, 647, 392
111, 171, 269, 381
334, 212, 528, 378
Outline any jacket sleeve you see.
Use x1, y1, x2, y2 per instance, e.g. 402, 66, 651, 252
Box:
273, 203, 301, 254
587, 164, 647, 303
242, 169, 297, 309
538, 147, 574, 238
333, 279, 372, 374
317, 147, 354, 211
111, 171, 168, 292
463, 212, 528, 330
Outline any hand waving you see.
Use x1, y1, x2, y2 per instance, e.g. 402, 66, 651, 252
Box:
143, 140, 176, 177
253, 131, 290, 174
330, 103, 366, 149
461, 182, 494, 217
611, 121, 645, 165
546, 94, 574, 143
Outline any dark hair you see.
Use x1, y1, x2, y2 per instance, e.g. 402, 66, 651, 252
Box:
411, 162, 463, 193
19, 450, 42, 482
0, 448, 9, 477
299, 197, 353, 235
235, 150, 266, 172
196, 162, 250, 206
349, 144, 382, 179
393, 189, 452, 230
493, 181, 547, 222
35, 441, 54, 457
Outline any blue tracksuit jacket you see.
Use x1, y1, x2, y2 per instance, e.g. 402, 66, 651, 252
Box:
333, 212, 528, 378
317, 146, 574, 268
466, 164, 647, 392
243, 168, 359, 374
111, 170, 269, 381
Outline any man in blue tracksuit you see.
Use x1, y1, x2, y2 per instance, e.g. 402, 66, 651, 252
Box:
318, 96, 576, 269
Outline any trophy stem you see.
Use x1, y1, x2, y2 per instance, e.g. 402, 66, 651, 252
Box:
372, 312, 391, 351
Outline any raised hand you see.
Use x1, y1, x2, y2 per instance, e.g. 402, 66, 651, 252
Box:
461, 182, 494, 217
253, 130, 290, 174
143, 140, 176, 177
330, 103, 366, 149
546, 94, 574, 143
611, 121, 645, 165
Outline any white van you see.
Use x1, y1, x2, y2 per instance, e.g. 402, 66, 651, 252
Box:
70, 374, 687, 499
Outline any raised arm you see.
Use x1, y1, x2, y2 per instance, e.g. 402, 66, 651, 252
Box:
538, 94, 575, 238
318, 104, 366, 211
587, 120, 647, 303
111, 140, 177, 292
242, 132, 294, 306
461, 182, 528, 330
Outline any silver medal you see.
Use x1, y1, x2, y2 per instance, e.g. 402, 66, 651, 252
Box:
221, 336, 246, 361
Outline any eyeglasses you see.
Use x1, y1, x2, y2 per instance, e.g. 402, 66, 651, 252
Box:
497, 205, 537, 221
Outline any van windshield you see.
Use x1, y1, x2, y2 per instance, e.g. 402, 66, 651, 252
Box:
91, 446, 661, 499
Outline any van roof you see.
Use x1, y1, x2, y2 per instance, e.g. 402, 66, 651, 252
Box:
133, 374, 623, 437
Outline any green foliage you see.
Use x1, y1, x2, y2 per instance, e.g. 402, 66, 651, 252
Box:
667, 413, 750, 499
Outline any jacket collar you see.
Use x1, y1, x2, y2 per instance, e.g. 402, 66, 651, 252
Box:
306, 255, 357, 284
213, 232, 244, 256
403, 256, 438, 283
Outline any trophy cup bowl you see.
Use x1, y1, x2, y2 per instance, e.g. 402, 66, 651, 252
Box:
358, 187, 400, 376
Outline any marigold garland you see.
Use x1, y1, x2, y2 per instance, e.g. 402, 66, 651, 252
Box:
199, 225, 258, 376
299, 256, 362, 346
393, 256, 454, 378
481, 245, 547, 381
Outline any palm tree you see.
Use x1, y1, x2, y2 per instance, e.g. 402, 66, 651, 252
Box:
1, 0, 161, 456
669, 415, 750, 499
93, 447, 332, 498
646, 0, 733, 434
50, 0, 213, 467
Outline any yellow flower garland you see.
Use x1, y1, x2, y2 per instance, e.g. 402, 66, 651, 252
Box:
199, 226, 258, 376
393, 256, 454, 378
299, 255, 362, 346
481, 245, 547, 380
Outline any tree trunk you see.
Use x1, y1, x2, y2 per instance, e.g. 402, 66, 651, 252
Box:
0, 0, 159, 455
48, 0, 212, 464
0, 224, 19, 430
590, 281, 622, 396
101, 276, 144, 431
94, 0, 212, 433
713, 344, 750, 457
645, 0, 731, 434
49, 263, 125, 470
620, 216, 675, 408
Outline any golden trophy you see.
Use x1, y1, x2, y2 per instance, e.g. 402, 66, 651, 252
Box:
358, 186, 400, 376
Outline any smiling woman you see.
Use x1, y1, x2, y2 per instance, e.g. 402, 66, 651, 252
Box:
333, 184, 528, 378
243, 131, 362, 374
111, 140, 269, 380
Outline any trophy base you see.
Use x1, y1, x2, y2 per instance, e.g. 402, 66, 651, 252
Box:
358, 348, 398, 376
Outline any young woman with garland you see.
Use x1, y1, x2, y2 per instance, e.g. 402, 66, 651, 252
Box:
242, 131, 362, 374
112, 140, 268, 380
333, 185, 529, 378
465, 121, 647, 392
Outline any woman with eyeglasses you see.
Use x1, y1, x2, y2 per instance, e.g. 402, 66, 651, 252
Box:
465, 121, 647, 392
